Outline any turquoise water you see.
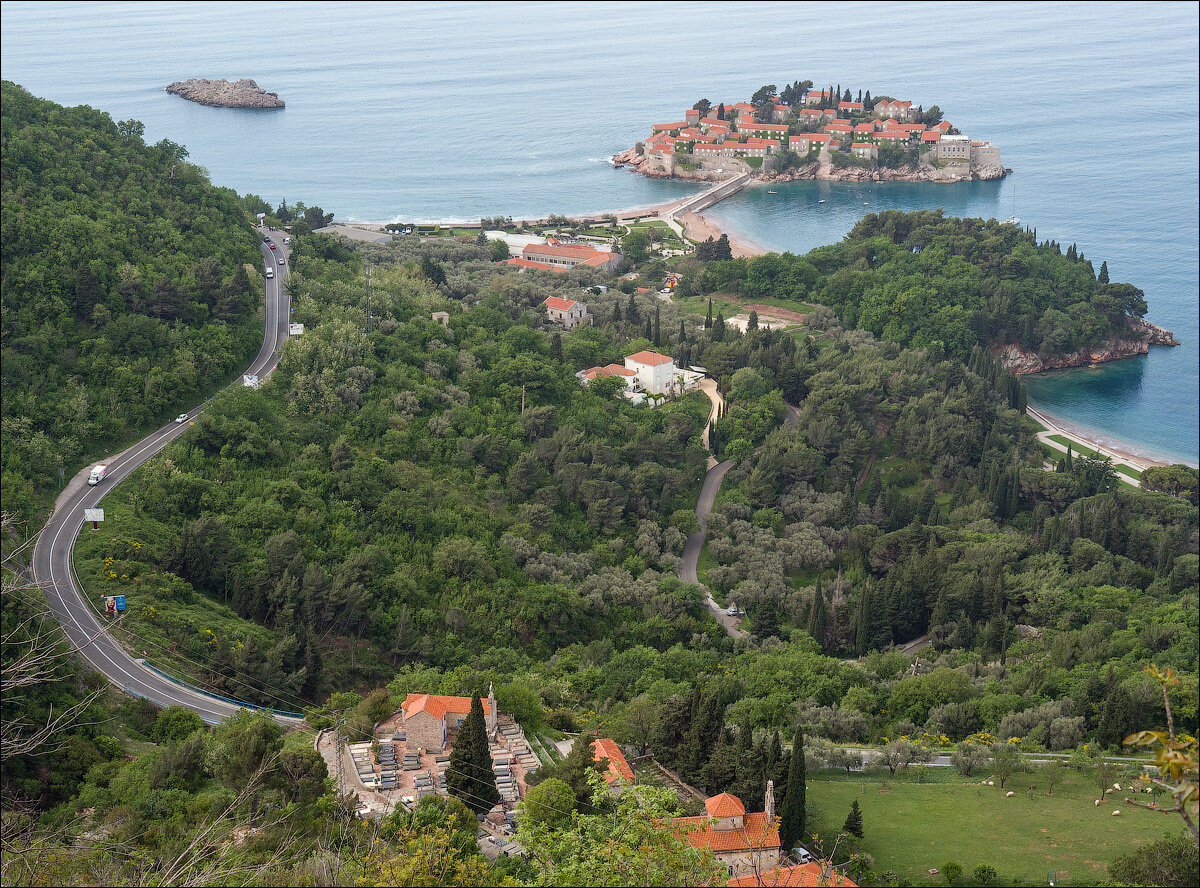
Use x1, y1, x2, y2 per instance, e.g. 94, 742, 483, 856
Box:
2, 1, 1196, 463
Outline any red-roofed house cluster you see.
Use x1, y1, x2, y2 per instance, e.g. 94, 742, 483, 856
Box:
632, 84, 1001, 180
578, 349, 704, 404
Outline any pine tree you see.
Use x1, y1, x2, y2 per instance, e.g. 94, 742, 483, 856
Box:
780, 729, 807, 852
843, 799, 864, 838
748, 310, 759, 331
1098, 260, 1109, 284
446, 694, 500, 814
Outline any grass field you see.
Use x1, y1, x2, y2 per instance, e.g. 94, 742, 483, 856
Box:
807, 769, 1178, 886
1047, 435, 1142, 479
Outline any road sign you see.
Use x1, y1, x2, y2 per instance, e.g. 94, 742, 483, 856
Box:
103, 595, 126, 613
289, 323, 304, 336
84, 508, 104, 529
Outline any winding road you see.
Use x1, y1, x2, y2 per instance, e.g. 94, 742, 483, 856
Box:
31, 231, 302, 725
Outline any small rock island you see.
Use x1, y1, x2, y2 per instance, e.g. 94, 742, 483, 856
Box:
165, 78, 284, 109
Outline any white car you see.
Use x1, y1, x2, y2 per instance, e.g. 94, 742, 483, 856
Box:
175, 413, 189, 424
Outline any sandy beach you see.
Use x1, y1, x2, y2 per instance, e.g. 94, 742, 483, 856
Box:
1027, 405, 1187, 470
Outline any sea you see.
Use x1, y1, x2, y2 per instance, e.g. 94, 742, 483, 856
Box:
3, 1, 1196, 465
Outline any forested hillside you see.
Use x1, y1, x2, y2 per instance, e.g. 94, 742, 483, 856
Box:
1, 82, 263, 522
698, 210, 1150, 361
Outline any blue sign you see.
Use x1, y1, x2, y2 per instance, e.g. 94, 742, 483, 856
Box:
114, 595, 126, 611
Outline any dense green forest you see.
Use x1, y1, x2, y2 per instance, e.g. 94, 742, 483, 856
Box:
1, 81, 264, 522
2, 89, 1196, 887
697, 210, 1149, 362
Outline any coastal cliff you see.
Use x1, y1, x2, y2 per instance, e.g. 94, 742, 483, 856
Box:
165, 78, 284, 109
996, 317, 1180, 374
612, 145, 1007, 184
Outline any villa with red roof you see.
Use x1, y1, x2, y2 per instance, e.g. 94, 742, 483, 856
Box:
728, 862, 858, 887
541, 295, 592, 329
593, 738, 635, 792
671, 789, 781, 878
401, 687, 497, 751
522, 242, 621, 272
873, 98, 914, 120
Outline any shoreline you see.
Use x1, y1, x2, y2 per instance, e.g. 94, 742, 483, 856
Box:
330, 206, 1193, 471
1027, 404, 1194, 470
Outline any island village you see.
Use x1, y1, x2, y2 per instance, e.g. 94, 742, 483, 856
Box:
615, 81, 1004, 184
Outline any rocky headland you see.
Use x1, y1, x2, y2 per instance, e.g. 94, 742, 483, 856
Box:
165, 78, 284, 109
995, 317, 1180, 374
611, 145, 1007, 184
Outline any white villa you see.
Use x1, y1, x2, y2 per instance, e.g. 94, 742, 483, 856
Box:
578, 349, 703, 403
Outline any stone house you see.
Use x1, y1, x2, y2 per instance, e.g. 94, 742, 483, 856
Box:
851, 142, 878, 161
401, 687, 497, 752
670, 789, 781, 878
934, 134, 971, 161
541, 295, 592, 329
873, 99, 914, 120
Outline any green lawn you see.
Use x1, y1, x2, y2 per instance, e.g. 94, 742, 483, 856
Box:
1047, 435, 1142, 479
807, 770, 1177, 886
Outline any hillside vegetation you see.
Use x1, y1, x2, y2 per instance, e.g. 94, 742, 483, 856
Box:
1, 81, 263, 522
699, 209, 1150, 362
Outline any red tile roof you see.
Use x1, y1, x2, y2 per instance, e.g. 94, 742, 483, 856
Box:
583, 364, 635, 379
524, 243, 607, 260
672, 811, 779, 854
921, 131, 942, 142
874, 131, 910, 140
799, 109, 821, 116
402, 693, 492, 721
839, 101, 863, 110
542, 296, 577, 311
854, 123, 876, 132
792, 133, 830, 142
594, 738, 635, 784
728, 862, 859, 887
506, 257, 565, 271
934, 121, 952, 132
626, 349, 673, 366
706, 793, 747, 817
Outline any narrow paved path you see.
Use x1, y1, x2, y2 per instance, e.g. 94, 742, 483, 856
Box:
680, 458, 745, 638
31, 231, 302, 725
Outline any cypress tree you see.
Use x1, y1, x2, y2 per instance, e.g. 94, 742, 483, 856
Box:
780, 730, 807, 852
679, 319, 687, 342
627, 292, 639, 324
550, 332, 563, 361
654, 305, 661, 344
712, 310, 726, 341
446, 694, 500, 814
1098, 260, 1109, 284
644, 316, 653, 342
807, 580, 828, 650
613, 301, 622, 323
844, 799, 864, 838
705, 298, 713, 328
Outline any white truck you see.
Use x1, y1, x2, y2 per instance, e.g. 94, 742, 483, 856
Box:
87, 464, 109, 486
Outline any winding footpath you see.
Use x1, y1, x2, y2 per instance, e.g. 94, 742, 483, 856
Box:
31, 232, 302, 725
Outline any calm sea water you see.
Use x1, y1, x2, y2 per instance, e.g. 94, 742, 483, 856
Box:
3, 1, 1196, 463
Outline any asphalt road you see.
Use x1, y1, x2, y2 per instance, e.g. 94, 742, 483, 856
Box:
30, 231, 302, 725
679, 458, 746, 638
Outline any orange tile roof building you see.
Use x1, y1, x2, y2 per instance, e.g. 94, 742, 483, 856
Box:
541, 295, 593, 329
728, 862, 858, 887
671, 790, 782, 879
593, 738, 635, 789
522, 243, 621, 271
401, 689, 496, 752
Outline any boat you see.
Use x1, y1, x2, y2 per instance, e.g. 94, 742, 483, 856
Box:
767, 190, 777, 194
817, 199, 825, 204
